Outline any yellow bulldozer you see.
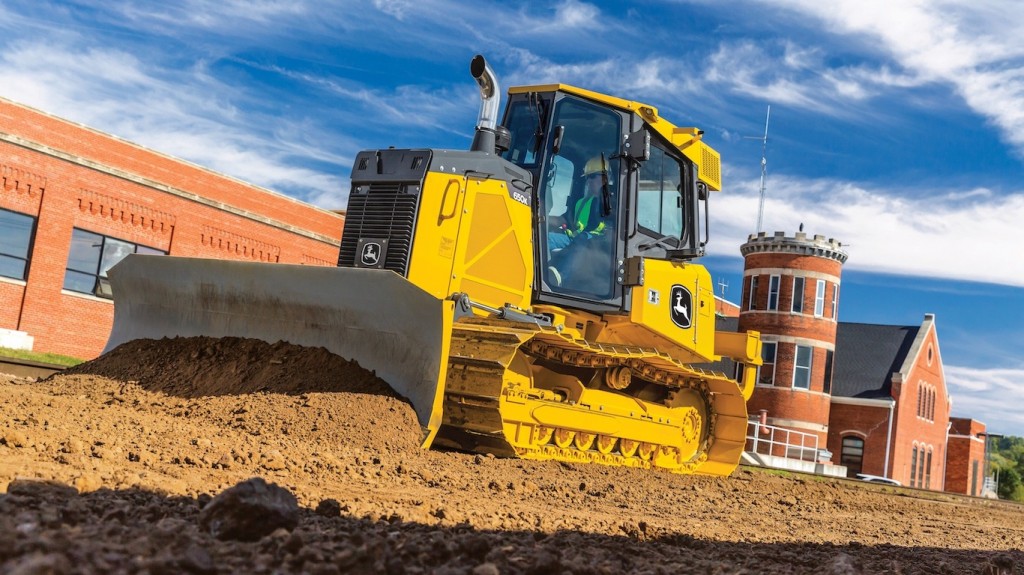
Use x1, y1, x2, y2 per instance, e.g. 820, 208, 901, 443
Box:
104, 55, 761, 476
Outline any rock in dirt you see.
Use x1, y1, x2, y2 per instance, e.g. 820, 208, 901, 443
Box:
198, 477, 299, 541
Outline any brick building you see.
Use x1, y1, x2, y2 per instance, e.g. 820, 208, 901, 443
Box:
738, 231, 847, 456
945, 417, 989, 497
729, 230, 985, 494
0, 96, 343, 359
828, 315, 951, 489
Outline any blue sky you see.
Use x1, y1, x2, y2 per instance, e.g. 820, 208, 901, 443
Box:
1, 1, 1022, 434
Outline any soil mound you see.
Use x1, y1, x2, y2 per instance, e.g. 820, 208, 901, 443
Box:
64, 336, 396, 398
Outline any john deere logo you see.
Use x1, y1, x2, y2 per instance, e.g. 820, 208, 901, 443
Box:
670, 285, 692, 329
361, 242, 381, 266
357, 239, 387, 268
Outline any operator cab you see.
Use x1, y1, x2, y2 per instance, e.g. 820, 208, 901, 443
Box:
500, 86, 705, 314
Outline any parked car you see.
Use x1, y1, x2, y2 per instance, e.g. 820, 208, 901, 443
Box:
856, 473, 902, 486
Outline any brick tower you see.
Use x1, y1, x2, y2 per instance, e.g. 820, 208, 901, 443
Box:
739, 231, 848, 459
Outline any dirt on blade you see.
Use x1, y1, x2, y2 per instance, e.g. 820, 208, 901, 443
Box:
1, 336, 1022, 574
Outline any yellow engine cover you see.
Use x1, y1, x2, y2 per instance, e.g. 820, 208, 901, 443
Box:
406, 169, 534, 312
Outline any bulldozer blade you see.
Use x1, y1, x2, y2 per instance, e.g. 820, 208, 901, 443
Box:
104, 255, 454, 448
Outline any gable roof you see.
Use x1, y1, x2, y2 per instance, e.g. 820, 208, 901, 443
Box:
831, 322, 920, 399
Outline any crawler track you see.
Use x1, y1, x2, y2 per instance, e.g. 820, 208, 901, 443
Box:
432, 319, 748, 475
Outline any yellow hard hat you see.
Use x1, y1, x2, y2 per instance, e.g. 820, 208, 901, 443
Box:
582, 156, 607, 177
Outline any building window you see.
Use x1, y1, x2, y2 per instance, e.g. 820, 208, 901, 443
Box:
910, 446, 918, 487
918, 447, 927, 488
918, 385, 936, 421
793, 344, 812, 389
841, 436, 864, 477
759, 342, 777, 385
925, 450, 932, 489
747, 275, 758, 311
64, 228, 165, 299
814, 279, 826, 317
823, 350, 834, 394
767, 275, 780, 311
832, 284, 840, 319
0, 208, 35, 281
791, 276, 805, 313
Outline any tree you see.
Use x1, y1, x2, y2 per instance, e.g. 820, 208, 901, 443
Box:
997, 466, 1023, 501
991, 436, 1024, 501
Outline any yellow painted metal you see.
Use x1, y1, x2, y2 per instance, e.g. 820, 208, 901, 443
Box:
715, 329, 763, 401
436, 318, 750, 476
508, 83, 721, 190
407, 171, 534, 312
406, 171, 468, 300
599, 259, 717, 364
680, 137, 722, 192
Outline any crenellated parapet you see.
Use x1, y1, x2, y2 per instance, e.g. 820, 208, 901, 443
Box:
740, 231, 848, 264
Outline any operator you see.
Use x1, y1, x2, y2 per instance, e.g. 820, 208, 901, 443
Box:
547, 155, 615, 287
548, 155, 613, 252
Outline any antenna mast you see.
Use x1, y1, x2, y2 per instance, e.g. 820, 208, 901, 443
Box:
755, 105, 771, 233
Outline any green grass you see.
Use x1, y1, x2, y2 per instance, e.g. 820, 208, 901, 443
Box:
0, 346, 84, 367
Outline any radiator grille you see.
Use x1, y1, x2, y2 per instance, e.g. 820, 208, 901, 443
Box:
338, 183, 419, 276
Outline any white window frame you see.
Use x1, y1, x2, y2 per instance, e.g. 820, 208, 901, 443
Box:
767, 275, 780, 311
831, 283, 840, 319
791, 276, 805, 313
814, 279, 826, 317
747, 275, 758, 311
793, 344, 812, 389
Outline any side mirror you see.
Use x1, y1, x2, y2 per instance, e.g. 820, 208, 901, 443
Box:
696, 181, 709, 200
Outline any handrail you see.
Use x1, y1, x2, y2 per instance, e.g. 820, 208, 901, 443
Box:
745, 419, 821, 462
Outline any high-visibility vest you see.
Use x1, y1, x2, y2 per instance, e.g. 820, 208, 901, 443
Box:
568, 196, 607, 237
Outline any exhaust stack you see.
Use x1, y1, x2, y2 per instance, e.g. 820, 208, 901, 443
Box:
469, 55, 509, 154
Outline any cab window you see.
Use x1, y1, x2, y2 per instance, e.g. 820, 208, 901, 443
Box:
637, 142, 685, 244
539, 95, 620, 300
501, 97, 549, 167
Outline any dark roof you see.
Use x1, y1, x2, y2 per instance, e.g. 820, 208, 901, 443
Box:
700, 318, 920, 401
717, 316, 739, 332
831, 322, 920, 399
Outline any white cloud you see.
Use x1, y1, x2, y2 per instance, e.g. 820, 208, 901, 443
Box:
548, 0, 603, 31
256, 62, 476, 138
0, 40, 349, 205
709, 172, 1024, 288
113, 0, 311, 29
702, 38, 940, 123
753, 0, 1024, 156
371, 0, 413, 20
945, 364, 1024, 434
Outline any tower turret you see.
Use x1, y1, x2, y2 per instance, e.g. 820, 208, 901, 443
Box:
739, 231, 848, 459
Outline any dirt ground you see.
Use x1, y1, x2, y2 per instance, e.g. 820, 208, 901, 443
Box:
1, 336, 1022, 574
